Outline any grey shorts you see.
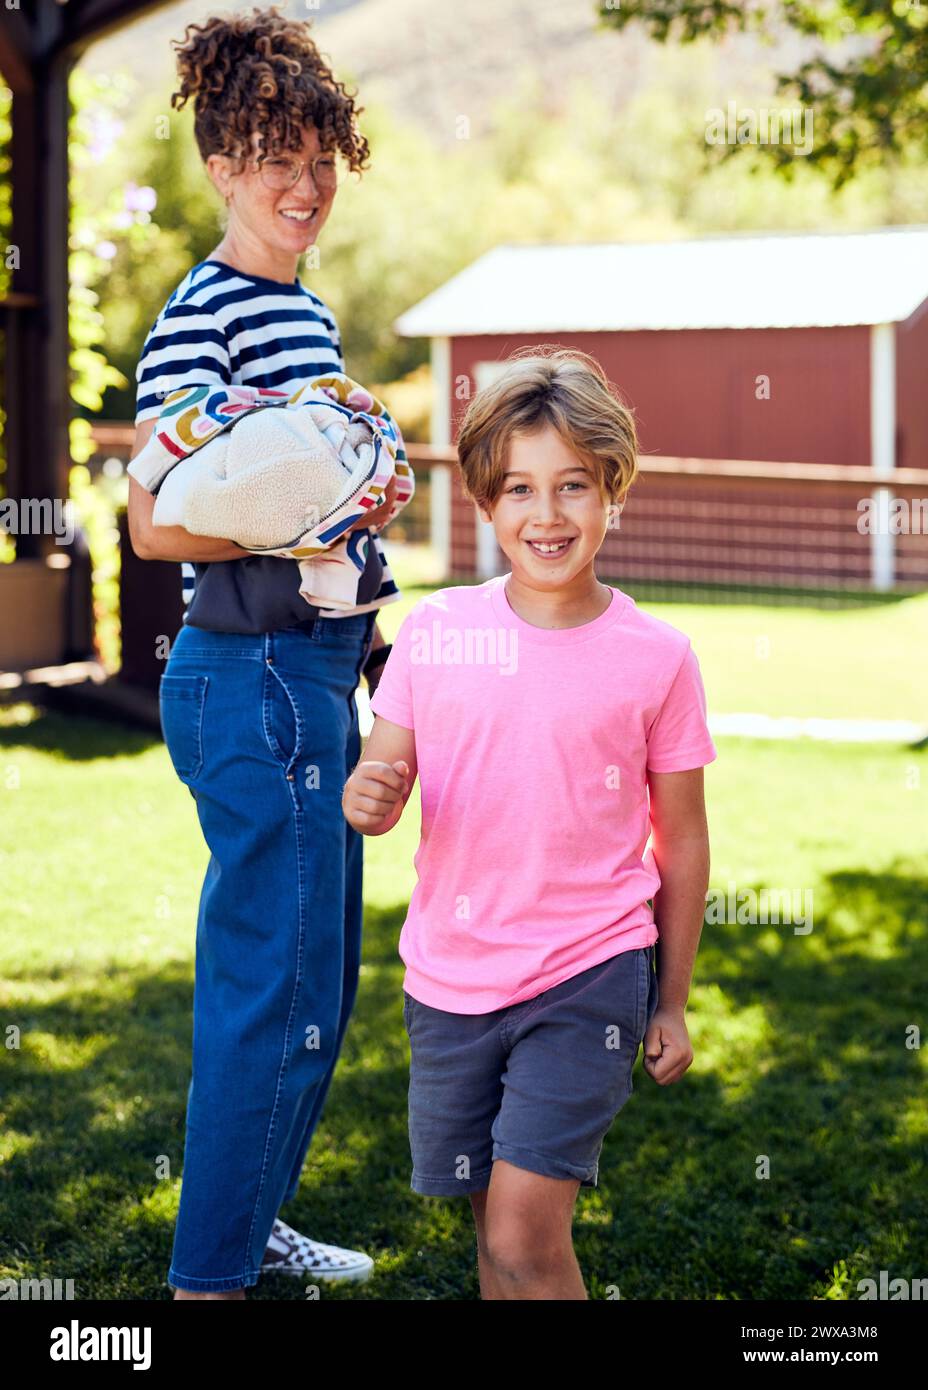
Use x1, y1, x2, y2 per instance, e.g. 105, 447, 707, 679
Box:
402, 944, 660, 1196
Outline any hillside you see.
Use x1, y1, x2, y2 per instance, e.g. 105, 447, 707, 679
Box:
81, 0, 819, 146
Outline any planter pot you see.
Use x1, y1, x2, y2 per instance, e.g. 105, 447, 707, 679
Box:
0, 558, 68, 670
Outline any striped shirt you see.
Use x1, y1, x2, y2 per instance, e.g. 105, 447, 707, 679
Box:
135, 258, 393, 628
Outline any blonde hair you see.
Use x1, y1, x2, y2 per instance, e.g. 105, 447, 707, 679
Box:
455, 346, 639, 514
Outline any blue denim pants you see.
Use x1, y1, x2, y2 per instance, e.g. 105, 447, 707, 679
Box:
157, 611, 376, 1292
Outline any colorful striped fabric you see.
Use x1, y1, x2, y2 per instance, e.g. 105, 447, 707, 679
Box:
130, 372, 415, 616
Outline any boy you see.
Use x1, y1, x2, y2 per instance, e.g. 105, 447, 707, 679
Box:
342, 347, 717, 1300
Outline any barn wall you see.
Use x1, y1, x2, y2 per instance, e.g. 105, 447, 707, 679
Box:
449, 326, 871, 468
442, 326, 928, 590
896, 305, 928, 471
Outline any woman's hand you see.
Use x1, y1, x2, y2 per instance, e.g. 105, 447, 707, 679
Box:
364, 664, 385, 697
343, 473, 398, 535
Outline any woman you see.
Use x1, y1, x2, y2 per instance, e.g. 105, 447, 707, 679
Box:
128, 7, 398, 1299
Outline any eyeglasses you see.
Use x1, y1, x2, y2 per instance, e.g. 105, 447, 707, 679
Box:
248, 152, 346, 192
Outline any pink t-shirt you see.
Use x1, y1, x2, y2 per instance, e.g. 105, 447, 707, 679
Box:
369, 574, 717, 1014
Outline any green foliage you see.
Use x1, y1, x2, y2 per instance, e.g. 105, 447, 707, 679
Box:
68, 464, 124, 671
66, 69, 159, 667
598, 0, 928, 186
0, 72, 140, 640
0, 83, 12, 278
0, 81, 13, 545
90, 46, 928, 417
96, 80, 232, 414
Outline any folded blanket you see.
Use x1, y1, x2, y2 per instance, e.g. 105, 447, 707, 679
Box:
127, 373, 415, 615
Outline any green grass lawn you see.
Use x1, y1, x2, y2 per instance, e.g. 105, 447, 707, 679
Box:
1, 585, 926, 1299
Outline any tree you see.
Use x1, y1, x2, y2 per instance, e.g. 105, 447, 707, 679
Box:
597, 0, 928, 186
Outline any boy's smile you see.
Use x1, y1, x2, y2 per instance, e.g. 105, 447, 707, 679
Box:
524, 536, 576, 559
478, 424, 612, 610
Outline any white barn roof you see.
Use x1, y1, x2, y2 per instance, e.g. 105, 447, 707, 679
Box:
393, 226, 928, 336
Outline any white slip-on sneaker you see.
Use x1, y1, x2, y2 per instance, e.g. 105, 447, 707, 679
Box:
260, 1218, 374, 1282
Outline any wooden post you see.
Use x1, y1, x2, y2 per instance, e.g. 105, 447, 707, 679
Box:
869, 323, 897, 592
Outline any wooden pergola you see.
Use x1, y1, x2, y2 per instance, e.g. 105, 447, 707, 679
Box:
0, 0, 168, 687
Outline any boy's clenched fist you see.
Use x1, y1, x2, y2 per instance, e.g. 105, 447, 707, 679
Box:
343, 759, 410, 834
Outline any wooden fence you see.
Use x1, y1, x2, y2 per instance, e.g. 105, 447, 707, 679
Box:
88, 428, 928, 598
408, 446, 928, 596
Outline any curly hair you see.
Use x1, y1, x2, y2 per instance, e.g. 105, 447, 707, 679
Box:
170, 4, 370, 173
455, 346, 639, 514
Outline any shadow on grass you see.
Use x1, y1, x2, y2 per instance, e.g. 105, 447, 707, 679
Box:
0, 706, 161, 762
1, 872, 926, 1300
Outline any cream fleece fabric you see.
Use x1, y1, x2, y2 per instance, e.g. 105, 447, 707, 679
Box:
127, 373, 415, 614
151, 402, 376, 549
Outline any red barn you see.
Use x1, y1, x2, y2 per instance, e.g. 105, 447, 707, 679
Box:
394, 227, 928, 594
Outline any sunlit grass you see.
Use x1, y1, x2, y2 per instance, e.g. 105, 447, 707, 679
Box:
382, 547, 928, 723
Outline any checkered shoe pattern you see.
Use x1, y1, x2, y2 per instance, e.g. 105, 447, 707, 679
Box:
260, 1219, 374, 1282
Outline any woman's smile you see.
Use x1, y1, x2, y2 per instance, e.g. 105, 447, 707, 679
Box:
279, 206, 318, 225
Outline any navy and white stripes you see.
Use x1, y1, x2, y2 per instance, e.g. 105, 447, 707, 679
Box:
136, 259, 345, 423
135, 258, 348, 611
